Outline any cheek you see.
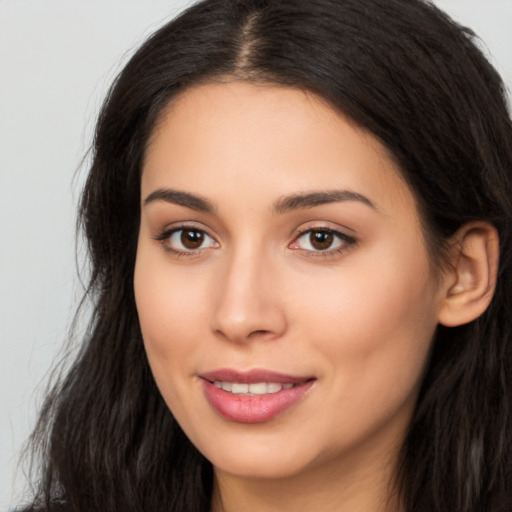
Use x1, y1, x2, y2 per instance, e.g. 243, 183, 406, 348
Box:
134, 245, 209, 383
290, 242, 439, 415
134, 250, 214, 432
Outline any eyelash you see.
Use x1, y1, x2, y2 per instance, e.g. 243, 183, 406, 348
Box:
153, 225, 218, 257
153, 225, 356, 259
290, 227, 357, 258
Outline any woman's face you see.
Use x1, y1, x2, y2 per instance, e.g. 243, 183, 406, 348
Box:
135, 81, 445, 480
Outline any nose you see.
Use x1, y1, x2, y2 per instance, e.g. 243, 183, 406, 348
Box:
210, 247, 287, 344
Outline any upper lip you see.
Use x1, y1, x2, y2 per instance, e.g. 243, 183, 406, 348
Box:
199, 368, 315, 384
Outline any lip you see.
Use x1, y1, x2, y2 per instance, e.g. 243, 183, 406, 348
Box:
199, 368, 316, 423
200, 368, 312, 385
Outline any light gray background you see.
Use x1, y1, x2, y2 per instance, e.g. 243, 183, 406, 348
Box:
1, 1, 511, 509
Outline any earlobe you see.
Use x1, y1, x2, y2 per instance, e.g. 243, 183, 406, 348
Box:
437, 222, 499, 327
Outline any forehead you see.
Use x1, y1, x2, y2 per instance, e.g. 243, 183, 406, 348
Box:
142, 81, 416, 217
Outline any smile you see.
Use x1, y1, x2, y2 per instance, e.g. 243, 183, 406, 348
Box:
213, 381, 295, 395
200, 369, 316, 423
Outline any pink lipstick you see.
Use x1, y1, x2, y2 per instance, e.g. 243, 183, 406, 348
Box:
200, 369, 316, 423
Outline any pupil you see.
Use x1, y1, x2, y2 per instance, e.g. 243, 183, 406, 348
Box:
181, 229, 204, 249
311, 230, 333, 250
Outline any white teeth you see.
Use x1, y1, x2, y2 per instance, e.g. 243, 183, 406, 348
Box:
231, 383, 249, 394
221, 382, 232, 392
266, 383, 282, 394
246, 382, 265, 394
213, 381, 295, 395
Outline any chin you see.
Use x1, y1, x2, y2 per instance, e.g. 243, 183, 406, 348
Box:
193, 429, 325, 480
211, 453, 313, 480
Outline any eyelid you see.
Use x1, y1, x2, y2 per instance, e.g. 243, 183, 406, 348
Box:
152, 221, 356, 258
289, 224, 357, 256
153, 223, 219, 255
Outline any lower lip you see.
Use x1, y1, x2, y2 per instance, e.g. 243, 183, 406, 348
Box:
201, 379, 315, 423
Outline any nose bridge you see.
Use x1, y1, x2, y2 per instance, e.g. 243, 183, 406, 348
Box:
210, 239, 286, 343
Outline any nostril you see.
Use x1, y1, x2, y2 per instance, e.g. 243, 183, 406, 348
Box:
249, 329, 271, 337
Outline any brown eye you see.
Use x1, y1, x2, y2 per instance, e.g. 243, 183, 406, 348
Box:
309, 230, 334, 250
290, 227, 353, 254
164, 227, 218, 253
181, 229, 204, 249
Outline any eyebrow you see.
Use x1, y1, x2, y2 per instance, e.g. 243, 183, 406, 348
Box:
272, 190, 377, 214
143, 188, 377, 214
143, 188, 216, 213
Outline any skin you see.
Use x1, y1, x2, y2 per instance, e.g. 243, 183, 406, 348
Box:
134, 81, 450, 512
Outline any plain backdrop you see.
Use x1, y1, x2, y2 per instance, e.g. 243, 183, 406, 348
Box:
1, 0, 511, 509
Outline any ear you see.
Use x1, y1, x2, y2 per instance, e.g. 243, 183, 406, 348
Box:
437, 222, 499, 327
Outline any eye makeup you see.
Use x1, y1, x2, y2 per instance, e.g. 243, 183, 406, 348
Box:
152, 221, 357, 261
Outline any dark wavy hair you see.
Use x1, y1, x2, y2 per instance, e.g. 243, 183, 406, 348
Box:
22, 1, 512, 511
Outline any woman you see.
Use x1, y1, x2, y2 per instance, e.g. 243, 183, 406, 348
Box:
21, 0, 512, 511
